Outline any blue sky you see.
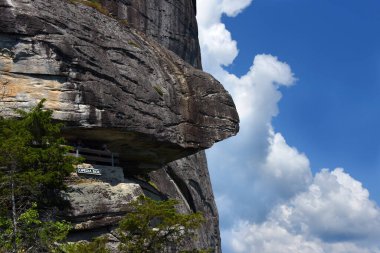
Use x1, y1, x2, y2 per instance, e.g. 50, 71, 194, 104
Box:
197, 1, 380, 252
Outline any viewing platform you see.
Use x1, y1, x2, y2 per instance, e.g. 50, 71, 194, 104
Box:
68, 147, 120, 176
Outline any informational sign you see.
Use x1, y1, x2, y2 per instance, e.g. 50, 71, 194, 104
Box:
76, 164, 102, 176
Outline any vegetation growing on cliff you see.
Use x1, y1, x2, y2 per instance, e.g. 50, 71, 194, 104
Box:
67, 0, 130, 27
0, 99, 78, 252
117, 196, 205, 253
68, 0, 110, 16
61, 196, 209, 253
0, 100, 209, 252
60, 237, 110, 253
0, 204, 72, 253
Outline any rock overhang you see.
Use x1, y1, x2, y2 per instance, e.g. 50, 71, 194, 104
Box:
0, 0, 239, 171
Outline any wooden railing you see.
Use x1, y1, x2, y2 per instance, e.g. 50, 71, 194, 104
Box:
68, 147, 119, 167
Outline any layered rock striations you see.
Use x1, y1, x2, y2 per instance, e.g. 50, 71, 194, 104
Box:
100, 0, 201, 68
0, 0, 239, 251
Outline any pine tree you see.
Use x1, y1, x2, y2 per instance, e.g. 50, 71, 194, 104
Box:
60, 196, 210, 253
117, 196, 206, 253
0, 99, 77, 253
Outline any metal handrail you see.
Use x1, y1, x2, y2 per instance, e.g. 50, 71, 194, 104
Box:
68, 147, 119, 167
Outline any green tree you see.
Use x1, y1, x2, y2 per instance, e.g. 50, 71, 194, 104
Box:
0, 99, 78, 253
117, 196, 205, 253
0, 203, 71, 253
60, 196, 209, 253
59, 237, 110, 253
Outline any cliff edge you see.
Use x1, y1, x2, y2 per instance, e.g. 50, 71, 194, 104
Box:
0, 0, 239, 251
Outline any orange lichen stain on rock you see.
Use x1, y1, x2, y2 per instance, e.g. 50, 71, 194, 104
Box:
0, 56, 13, 73
0, 73, 64, 108
0, 72, 88, 122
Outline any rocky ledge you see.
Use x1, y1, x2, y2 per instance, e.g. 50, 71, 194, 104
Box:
0, 0, 239, 252
0, 0, 238, 171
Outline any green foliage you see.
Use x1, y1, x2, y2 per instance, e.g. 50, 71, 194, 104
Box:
0, 99, 78, 208
117, 196, 205, 253
127, 40, 140, 49
0, 203, 71, 252
59, 237, 110, 253
67, 0, 134, 29
0, 99, 79, 252
153, 85, 164, 96
119, 19, 129, 26
68, 0, 110, 16
60, 196, 208, 253
147, 180, 159, 191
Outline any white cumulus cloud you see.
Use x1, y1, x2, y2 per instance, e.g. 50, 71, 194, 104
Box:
221, 0, 252, 17
226, 220, 380, 253
197, 0, 252, 27
225, 221, 324, 253
206, 54, 310, 225
199, 23, 238, 68
272, 168, 380, 242
226, 169, 380, 253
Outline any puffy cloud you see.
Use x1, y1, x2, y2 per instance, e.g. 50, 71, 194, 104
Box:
221, 0, 253, 17
227, 54, 295, 120
196, 0, 222, 27
197, 0, 243, 72
206, 54, 309, 225
225, 221, 323, 253
323, 243, 380, 253
272, 168, 380, 242
226, 170, 380, 253
261, 130, 312, 199
199, 23, 238, 68
197, 0, 253, 27
226, 220, 380, 253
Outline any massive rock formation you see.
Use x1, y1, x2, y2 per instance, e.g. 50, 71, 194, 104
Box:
0, 0, 239, 251
101, 0, 201, 68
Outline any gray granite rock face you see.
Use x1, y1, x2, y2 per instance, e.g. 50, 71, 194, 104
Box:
0, 0, 238, 170
66, 178, 143, 230
0, 0, 237, 251
100, 0, 201, 68
149, 151, 222, 252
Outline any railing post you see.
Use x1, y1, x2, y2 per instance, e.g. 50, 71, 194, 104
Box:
76, 148, 79, 157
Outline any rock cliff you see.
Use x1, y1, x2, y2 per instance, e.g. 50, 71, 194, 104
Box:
0, 0, 239, 251
100, 0, 201, 68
